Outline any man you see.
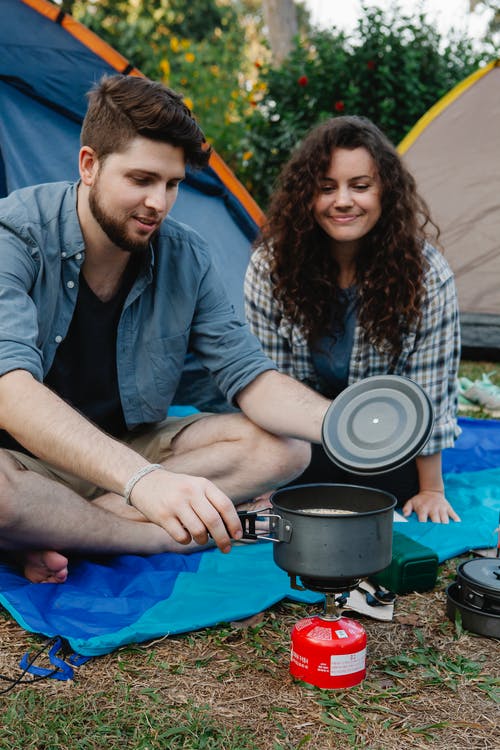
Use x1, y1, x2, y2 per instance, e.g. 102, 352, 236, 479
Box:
0, 74, 330, 584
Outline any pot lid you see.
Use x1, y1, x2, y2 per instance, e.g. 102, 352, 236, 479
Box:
322, 375, 434, 475
458, 559, 500, 594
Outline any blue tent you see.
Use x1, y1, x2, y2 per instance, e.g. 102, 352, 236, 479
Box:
0, 0, 264, 409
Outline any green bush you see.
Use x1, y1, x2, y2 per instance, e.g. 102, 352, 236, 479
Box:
70, 2, 493, 211
238, 6, 492, 207
72, 0, 253, 155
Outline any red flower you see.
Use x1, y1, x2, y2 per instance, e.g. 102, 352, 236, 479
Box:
334, 100, 345, 112
367, 60, 376, 70
254, 60, 262, 69
297, 75, 308, 87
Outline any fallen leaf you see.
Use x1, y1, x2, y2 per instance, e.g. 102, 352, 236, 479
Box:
395, 613, 424, 626
230, 612, 265, 628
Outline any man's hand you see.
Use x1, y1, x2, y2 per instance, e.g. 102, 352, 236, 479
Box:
129, 469, 243, 553
401, 490, 461, 524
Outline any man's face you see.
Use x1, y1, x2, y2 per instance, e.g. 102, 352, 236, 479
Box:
88, 136, 186, 254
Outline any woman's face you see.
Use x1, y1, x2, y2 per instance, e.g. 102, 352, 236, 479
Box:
312, 147, 382, 254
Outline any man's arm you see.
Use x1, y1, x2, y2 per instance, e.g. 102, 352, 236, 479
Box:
0, 370, 242, 551
236, 369, 330, 443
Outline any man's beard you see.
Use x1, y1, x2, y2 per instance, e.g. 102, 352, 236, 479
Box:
88, 182, 158, 254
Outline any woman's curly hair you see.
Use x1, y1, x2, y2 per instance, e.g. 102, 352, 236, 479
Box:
258, 116, 439, 356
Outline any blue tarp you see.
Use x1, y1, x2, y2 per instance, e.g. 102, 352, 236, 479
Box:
0, 544, 323, 657
0, 417, 498, 657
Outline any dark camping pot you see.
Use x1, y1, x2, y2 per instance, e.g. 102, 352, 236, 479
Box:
446, 558, 500, 639
240, 483, 396, 591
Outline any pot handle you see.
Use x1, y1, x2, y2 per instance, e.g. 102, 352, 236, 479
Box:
237, 511, 292, 543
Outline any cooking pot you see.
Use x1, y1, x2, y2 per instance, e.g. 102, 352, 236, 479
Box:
240, 483, 396, 590
446, 558, 500, 639
455, 558, 500, 614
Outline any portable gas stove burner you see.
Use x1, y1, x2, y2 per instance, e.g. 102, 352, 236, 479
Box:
291, 574, 361, 594
289, 576, 367, 689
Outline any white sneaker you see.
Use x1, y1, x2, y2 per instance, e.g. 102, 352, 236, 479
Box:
463, 372, 500, 417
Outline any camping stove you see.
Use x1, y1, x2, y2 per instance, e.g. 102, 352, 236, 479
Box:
289, 577, 367, 689
238, 480, 400, 690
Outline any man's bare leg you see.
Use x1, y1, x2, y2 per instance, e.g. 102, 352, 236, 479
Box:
23, 551, 70, 584
87, 414, 309, 548
4, 414, 309, 582
0, 452, 201, 582
92, 411, 309, 522
163, 412, 310, 501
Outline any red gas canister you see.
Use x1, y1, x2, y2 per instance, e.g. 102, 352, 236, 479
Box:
290, 614, 367, 689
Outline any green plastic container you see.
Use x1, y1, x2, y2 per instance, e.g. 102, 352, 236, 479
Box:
372, 530, 439, 594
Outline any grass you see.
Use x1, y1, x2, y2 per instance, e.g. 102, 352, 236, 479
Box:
0, 360, 499, 750
2, 579, 498, 749
459, 361, 498, 383
1, 687, 264, 749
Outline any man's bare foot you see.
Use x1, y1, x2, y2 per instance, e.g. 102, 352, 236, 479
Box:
237, 491, 273, 513
24, 550, 69, 583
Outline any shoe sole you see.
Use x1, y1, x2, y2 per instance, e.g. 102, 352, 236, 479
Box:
458, 401, 500, 417
484, 408, 500, 418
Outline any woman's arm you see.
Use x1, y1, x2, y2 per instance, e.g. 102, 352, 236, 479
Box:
403, 247, 461, 456
396, 248, 461, 523
244, 247, 317, 385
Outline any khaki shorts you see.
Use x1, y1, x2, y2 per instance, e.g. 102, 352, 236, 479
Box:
6, 412, 209, 500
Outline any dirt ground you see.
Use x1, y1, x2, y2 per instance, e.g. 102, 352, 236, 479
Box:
0, 555, 498, 749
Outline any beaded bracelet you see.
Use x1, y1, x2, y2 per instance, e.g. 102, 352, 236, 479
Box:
124, 463, 164, 505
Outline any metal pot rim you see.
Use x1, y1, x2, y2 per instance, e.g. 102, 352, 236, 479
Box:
456, 559, 500, 598
270, 482, 397, 518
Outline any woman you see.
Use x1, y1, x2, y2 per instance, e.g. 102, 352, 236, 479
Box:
245, 115, 461, 523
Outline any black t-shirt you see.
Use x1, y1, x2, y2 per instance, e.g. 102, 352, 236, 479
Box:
0, 260, 138, 454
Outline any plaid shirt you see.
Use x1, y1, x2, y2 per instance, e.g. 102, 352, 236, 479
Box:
244, 242, 461, 455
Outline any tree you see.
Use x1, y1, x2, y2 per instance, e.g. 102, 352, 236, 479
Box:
237, 4, 493, 207
69, 0, 255, 156
470, 0, 499, 22
469, 0, 500, 38
62, 2, 494, 209
262, 0, 298, 64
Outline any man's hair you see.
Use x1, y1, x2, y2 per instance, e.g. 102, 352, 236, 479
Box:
80, 74, 210, 168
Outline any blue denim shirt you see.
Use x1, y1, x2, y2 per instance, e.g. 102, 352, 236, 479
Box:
0, 182, 275, 428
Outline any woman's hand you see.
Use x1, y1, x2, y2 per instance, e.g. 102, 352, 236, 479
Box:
408, 453, 460, 523
401, 490, 461, 523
